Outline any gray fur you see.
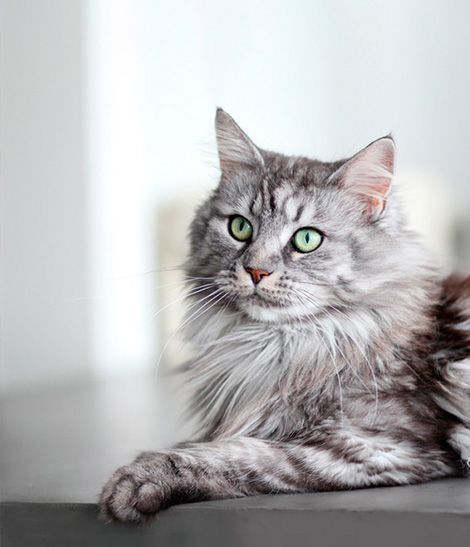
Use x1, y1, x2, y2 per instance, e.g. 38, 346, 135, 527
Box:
100, 109, 469, 523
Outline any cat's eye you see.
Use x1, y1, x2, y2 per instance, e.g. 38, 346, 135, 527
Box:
229, 215, 253, 242
292, 228, 323, 253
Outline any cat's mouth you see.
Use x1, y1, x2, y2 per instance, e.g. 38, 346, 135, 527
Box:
228, 283, 300, 316
248, 293, 275, 306
240, 286, 278, 303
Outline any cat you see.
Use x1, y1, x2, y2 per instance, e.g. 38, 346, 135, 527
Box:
100, 109, 470, 523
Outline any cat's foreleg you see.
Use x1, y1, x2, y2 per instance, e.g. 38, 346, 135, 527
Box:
100, 434, 453, 522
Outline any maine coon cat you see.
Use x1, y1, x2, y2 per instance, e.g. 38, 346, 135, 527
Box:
100, 109, 470, 522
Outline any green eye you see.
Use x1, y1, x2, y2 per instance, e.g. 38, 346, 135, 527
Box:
292, 228, 323, 253
229, 215, 253, 242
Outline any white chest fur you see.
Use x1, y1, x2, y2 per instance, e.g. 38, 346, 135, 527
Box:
182, 304, 366, 437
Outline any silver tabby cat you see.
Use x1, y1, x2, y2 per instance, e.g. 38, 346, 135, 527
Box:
100, 109, 470, 522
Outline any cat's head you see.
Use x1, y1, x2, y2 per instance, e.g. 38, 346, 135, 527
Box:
186, 109, 425, 324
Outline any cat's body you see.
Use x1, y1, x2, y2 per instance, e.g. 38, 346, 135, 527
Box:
100, 110, 470, 522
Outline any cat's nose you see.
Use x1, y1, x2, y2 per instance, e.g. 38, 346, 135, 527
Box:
244, 266, 271, 285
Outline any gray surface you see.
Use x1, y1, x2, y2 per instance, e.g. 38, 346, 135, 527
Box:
0, 374, 190, 504
1, 375, 470, 546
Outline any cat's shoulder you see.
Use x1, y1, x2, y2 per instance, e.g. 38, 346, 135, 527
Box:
433, 272, 470, 360
441, 273, 470, 303
438, 273, 470, 328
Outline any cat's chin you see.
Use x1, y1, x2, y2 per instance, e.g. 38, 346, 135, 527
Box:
240, 300, 317, 323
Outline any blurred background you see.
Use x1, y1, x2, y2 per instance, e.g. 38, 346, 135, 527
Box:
1, 0, 470, 395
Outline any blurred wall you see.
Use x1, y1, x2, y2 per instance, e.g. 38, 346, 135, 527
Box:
1, 0, 470, 393
1, 0, 90, 393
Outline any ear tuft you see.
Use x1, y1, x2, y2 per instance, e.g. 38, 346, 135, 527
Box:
215, 109, 264, 175
330, 136, 396, 219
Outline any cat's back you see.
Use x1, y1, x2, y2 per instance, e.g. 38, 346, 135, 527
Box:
435, 273, 470, 362
431, 273, 470, 464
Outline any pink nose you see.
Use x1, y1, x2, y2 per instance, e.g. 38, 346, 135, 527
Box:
245, 267, 271, 285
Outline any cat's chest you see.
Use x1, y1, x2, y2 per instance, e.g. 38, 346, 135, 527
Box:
186, 316, 344, 437
190, 321, 290, 385
189, 318, 324, 384
184, 308, 432, 439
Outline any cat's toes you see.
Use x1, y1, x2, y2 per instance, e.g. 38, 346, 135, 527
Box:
134, 482, 163, 515
99, 463, 166, 523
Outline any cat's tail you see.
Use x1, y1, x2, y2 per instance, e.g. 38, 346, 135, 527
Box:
432, 274, 470, 466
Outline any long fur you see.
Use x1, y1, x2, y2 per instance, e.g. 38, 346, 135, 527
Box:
100, 110, 469, 523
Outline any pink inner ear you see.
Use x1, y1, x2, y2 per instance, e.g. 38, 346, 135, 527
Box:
340, 137, 395, 218
367, 195, 386, 217
382, 146, 395, 174
370, 178, 392, 214
358, 174, 392, 218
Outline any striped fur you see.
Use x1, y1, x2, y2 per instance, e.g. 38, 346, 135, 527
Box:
100, 110, 469, 523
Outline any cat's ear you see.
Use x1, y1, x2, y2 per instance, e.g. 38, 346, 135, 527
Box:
329, 136, 395, 220
215, 108, 264, 175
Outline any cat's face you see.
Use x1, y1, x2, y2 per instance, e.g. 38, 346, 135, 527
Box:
187, 109, 401, 323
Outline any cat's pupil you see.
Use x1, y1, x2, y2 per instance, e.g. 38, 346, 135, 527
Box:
305, 232, 310, 243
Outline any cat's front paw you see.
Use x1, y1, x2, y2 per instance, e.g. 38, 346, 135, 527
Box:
99, 455, 174, 523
